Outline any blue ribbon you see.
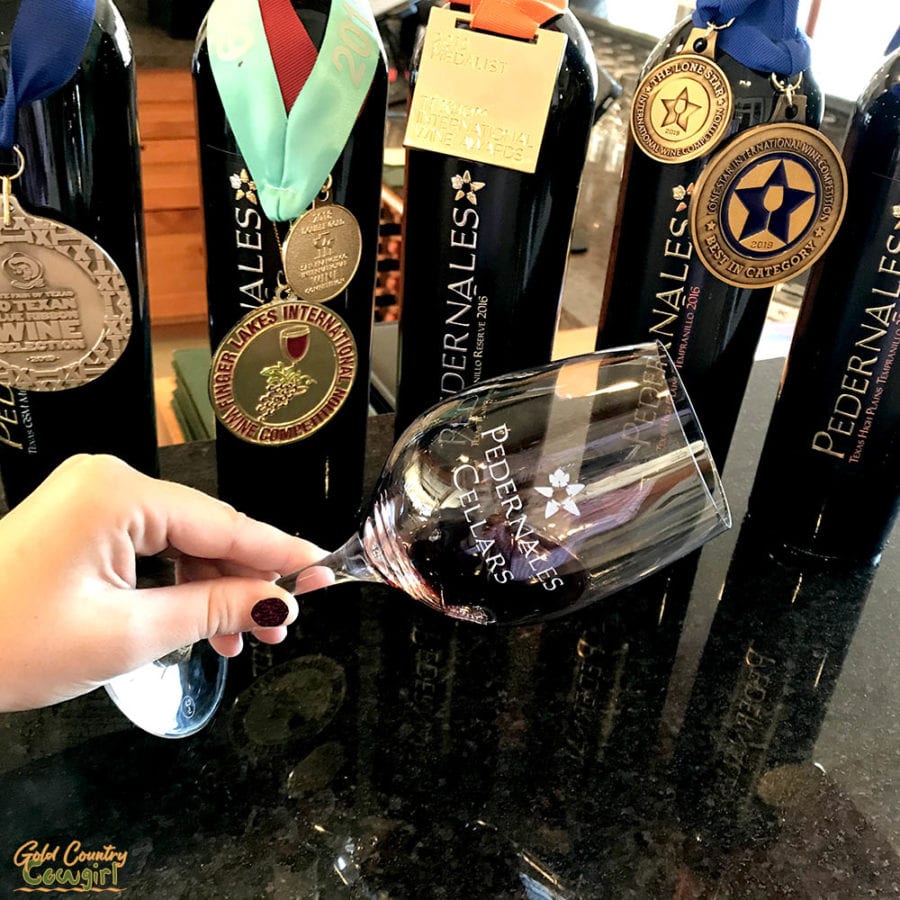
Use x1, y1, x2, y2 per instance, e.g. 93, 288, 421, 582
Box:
692, 0, 810, 77
0, 0, 97, 148
887, 26, 900, 55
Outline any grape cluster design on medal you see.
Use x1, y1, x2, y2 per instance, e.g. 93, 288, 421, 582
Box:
255, 361, 316, 420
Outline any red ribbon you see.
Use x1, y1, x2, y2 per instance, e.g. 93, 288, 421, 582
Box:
258, 0, 318, 112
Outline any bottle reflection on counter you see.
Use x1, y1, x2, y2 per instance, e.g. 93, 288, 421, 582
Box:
372, 604, 511, 809
674, 519, 875, 863
484, 555, 699, 890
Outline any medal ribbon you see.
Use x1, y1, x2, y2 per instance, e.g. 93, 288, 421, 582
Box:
0, 0, 96, 149
454, 0, 567, 41
692, 0, 810, 77
258, 0, 318, 111
208, 0, 380, 222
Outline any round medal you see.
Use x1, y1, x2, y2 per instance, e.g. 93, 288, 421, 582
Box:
281, 203, 362, 303
0, 194, 133, 391
630, 53, 733, 164
690, 122, 847, 288
209, 299, 358, 445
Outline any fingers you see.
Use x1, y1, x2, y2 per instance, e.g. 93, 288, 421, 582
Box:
209, 633, 243, 657
131, 578, 297, 661
127, 563, 334, 663
142, 481, 330, 575
41, 454, 331, 575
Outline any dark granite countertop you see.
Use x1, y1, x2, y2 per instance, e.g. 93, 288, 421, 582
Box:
2, 357, 900, 898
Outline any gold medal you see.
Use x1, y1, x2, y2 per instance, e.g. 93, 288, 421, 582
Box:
209, 298, 358, 445
630, 24, 734, 164
690, 83, 848, 289
402, 7, 567, 175
0, 150, 132, 391
280, 176, 362, 303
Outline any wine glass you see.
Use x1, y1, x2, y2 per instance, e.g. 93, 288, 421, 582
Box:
104, 642, 227, 739
105, 343, 728, 738
277, 343, 731, 626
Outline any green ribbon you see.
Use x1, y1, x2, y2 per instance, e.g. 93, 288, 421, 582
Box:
207, 0, 381, 222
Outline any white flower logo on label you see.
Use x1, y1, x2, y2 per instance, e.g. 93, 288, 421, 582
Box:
230, 168, 258, 205
451, 170, 485, 205
535, 468, 585, 519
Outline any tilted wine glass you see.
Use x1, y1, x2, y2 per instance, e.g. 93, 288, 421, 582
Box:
105, 343, 729, 737
277, 343, 730, 626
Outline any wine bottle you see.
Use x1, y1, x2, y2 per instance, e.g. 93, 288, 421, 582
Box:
595, 6, 823, 469
393, 1, 601, 434
748, 43, 900, 563
0, 0, 158, 506
193, 0, 387, 544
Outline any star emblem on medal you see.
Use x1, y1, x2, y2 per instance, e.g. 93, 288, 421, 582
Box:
729, 159, 816, 250
535, 468, 585, 520
660, 87, 700, 133
451, 170, 485, 205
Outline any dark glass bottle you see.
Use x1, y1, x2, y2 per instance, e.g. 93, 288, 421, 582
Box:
193, 3, 387, 544
393, 6, 599, 434
0, 0, 158, 506
748, 46, 900, 563
595, 17, 823, 469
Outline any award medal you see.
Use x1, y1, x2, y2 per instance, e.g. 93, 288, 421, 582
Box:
631, 21, 734, 164
690, 75, 848, 288
0, 151, 132, 391
207, 0, 380, 439
280, 175, 362, 302
209, 298, 357, 445
404, 5, 567, 175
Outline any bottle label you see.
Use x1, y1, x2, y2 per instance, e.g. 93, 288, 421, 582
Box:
811, 197, 900, 465
690, 122, 847, 288
209, 299, 357, 445
403, 7, 566, 174
0, 195, 132, 391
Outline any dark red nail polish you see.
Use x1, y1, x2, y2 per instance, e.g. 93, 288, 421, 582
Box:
251, 597, 289, 627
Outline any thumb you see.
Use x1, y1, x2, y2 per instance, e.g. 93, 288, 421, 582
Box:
130, 577, 306, 663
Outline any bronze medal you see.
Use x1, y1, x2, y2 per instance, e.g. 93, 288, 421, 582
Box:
209, 299, 358, 445
281, 201, 362, 303
690, 119, 847, 288
630, 27, 733, 164
0, 191, 132, 391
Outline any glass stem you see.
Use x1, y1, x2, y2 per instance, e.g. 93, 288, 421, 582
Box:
276, 533, 383, 595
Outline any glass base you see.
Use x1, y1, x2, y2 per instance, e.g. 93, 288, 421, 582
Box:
104, 643, 227, 739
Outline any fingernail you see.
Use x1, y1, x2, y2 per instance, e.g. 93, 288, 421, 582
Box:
251, 596, 289, 627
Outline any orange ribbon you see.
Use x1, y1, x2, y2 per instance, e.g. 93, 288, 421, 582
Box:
454, 0, 567, 40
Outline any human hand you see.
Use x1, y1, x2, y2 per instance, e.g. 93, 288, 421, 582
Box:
0, 454, 332, 712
